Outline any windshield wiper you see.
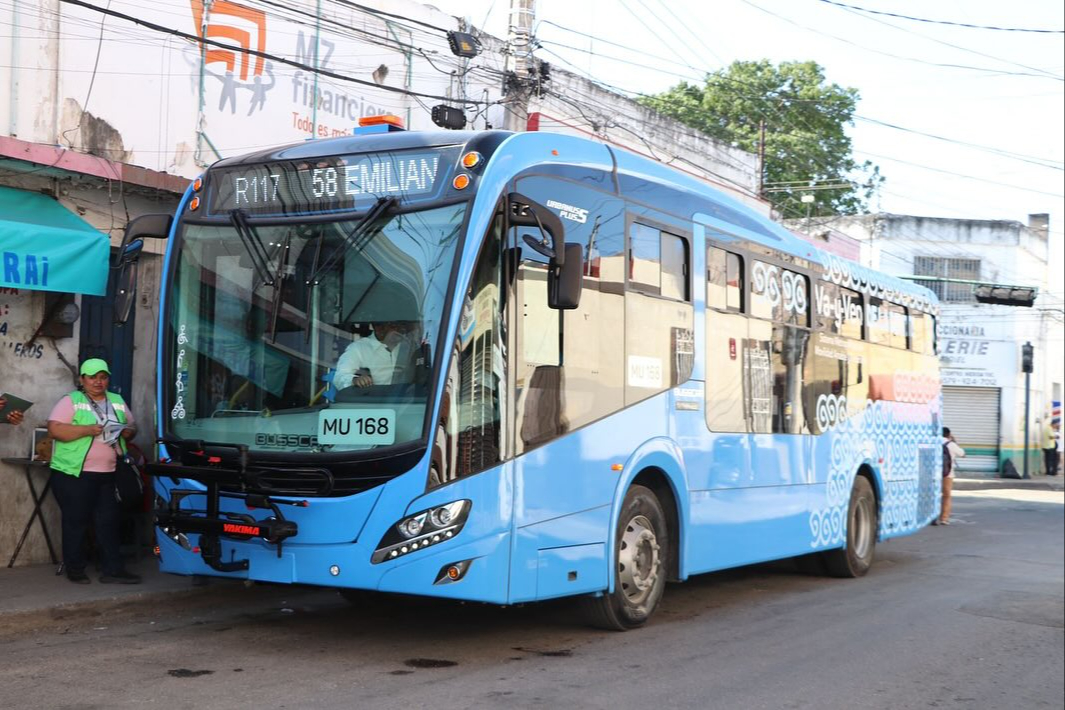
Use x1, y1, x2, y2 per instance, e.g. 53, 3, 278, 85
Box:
306, 196, 397, 287
229, 208, 274, 287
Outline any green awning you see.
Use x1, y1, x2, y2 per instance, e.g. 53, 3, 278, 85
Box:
0, 186, 110, 296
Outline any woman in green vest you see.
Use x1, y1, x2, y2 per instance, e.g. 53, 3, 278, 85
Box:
47, 358, 140, 585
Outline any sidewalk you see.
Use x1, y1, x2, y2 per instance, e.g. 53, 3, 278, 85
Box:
0, 557, 232, 632
953, 470, 1065, 492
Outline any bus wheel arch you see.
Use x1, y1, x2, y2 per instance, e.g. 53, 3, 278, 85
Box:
823, 467, 879, 578
584, 480, 672, 630
630, 467, 681, 584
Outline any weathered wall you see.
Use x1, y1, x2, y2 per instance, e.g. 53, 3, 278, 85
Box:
0, 288, 73, 566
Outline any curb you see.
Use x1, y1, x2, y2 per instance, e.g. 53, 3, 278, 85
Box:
953, 476, 1064, 492
0, 584, 229, 636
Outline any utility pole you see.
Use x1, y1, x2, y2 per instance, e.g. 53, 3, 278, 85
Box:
757, 120, 766, 198
503, 0, 535, 132
1022, 341, 1034, 479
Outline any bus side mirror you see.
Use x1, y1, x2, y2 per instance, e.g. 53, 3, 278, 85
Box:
113, 240, 143, 325
548, 243, 583, 310
123, 214, 173, 243
112, 214, 172, 325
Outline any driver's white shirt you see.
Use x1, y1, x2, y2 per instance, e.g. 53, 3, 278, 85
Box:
334, 335, 398, 389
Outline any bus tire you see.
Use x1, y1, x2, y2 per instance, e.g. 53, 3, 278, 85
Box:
584, 484, 669, 631
822, 475, 877, 578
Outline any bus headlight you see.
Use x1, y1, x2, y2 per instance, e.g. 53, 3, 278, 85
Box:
398, 514, 426, 538
372, 500, 471, 564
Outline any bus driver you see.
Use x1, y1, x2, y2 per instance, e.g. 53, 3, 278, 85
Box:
334, 319, 420, 389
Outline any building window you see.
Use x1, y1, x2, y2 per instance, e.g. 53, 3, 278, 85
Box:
913, 256, 981, 303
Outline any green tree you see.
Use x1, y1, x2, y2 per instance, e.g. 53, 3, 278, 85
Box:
640, 60, 882, 219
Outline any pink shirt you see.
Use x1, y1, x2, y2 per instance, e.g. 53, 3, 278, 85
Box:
48, 395, 135, 473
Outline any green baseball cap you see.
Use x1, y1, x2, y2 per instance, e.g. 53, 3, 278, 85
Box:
80, 358, 111, 377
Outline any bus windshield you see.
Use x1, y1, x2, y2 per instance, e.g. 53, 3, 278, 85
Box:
165, 202, 467, 454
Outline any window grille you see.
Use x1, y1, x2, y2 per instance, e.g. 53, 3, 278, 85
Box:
912, 257, 980, 302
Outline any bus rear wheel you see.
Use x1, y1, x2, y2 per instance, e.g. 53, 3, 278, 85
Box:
584, 485, 669, 631
823, 475, 877, 578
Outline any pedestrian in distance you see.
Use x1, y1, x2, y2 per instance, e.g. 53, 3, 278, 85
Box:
46, 358, 141, 585
1043, 417, 1060, 477
935, 427, 965, 526
0, 395, 25, 425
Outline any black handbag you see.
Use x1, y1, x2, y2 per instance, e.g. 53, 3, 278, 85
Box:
112, 445, 145, 510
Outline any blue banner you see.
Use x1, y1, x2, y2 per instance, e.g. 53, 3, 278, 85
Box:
0, 186, 110, 296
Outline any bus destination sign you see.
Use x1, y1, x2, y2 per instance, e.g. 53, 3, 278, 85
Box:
207, 147, 458, 216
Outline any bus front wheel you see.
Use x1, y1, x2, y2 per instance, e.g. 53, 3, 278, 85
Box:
584, 484, 669, 631
823, 475, 877, 578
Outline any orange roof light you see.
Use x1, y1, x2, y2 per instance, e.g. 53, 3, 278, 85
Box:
192, 176, 203, 192
461, 151, 482, 169
452, 174, 471, 190
189, 196, 200, 211
358, 114, 405, 129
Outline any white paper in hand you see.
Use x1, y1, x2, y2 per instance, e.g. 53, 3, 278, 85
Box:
101, 420, 125, 445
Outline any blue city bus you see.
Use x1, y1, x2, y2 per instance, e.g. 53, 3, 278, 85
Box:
125, 118, 942, 629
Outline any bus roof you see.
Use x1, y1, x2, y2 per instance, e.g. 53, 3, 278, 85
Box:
604, 141, 938, 313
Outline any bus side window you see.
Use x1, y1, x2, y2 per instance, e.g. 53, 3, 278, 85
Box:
705, 245, 747, 433
629, 223, 689, 302
629, 222, 661, 295
436, 213, 506, 486
661, 233, 688, 301
708, 247, 742, 312
890, 304, 908, 350
866, 297, 890, 346
910, 309, 926, 353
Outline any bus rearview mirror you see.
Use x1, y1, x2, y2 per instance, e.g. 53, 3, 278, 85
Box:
549, 243, 583, 310
113, 261, 138, 325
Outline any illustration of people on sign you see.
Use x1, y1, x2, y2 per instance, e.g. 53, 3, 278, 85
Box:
181, 48, 276, 116
247, 62, 275, 115
219, 70, 239, 114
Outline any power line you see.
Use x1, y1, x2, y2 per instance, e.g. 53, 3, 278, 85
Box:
739, 0, 1064, 82
815, 0, 1065, 34
855, 116, 1064, 171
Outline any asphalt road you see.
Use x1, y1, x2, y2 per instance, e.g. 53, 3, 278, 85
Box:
1, 487, 1061, 710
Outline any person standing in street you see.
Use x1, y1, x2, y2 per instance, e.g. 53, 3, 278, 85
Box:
1043, 417, 1060, 477
46, 359, 141, 585
937, 427, 966, 526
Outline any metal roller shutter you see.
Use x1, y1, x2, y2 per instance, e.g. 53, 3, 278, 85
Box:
942, 386, 1001, 473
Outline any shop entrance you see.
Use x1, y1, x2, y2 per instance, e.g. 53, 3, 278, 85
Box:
942, 385, 1001, 473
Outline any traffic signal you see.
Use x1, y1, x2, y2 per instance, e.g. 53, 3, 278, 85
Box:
974, 284, 1036, 307
431, 104, 467, 130
1021, 342, 1034, 373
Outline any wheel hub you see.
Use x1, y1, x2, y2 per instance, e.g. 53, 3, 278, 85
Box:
618, 514, 660, 604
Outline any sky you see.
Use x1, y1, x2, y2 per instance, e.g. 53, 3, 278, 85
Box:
429, 0, 1064, 293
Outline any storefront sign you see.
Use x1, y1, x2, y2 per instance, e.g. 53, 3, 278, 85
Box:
939, 337, 1015, 387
